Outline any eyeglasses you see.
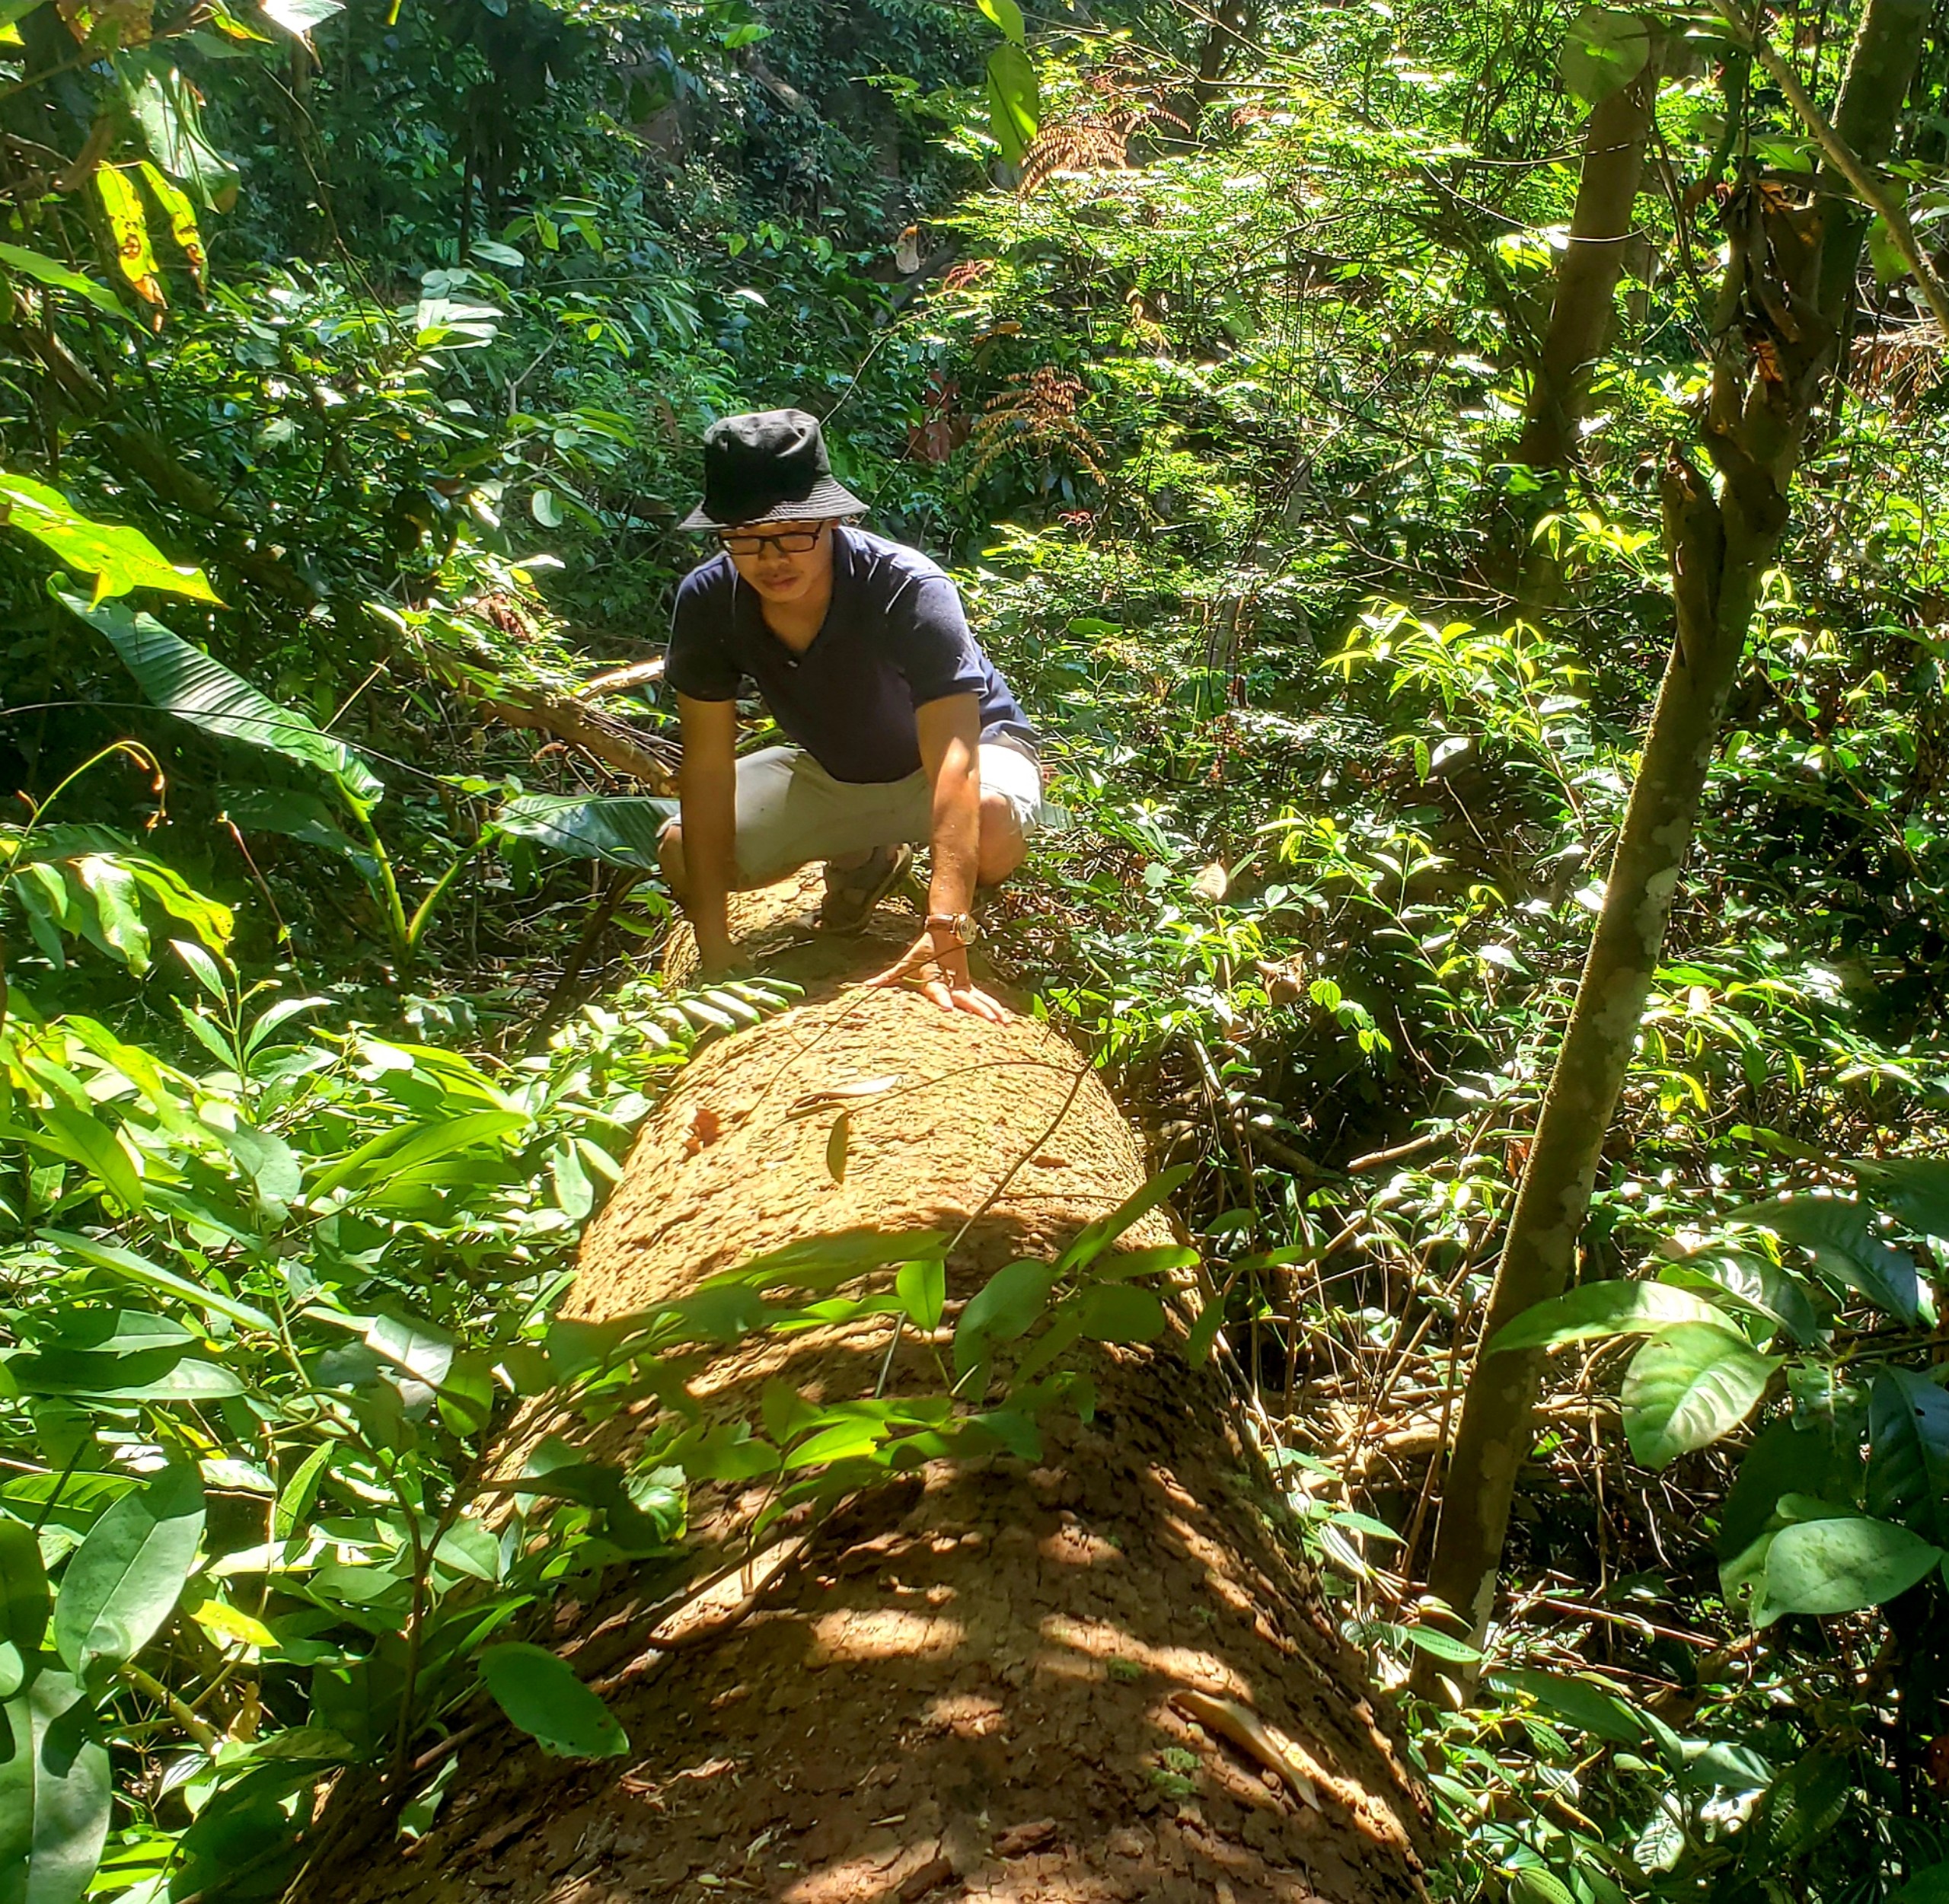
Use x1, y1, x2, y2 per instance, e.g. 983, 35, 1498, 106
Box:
716, 526, 826, 556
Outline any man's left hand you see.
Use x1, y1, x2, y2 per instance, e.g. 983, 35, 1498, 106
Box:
862, 933, 1010, 1024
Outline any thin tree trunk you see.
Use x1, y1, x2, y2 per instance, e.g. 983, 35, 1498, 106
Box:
1510, 56, 1663, 478
1418, 0, 1929, 1689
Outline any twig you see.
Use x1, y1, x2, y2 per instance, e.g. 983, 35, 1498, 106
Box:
577, 656, 665, 700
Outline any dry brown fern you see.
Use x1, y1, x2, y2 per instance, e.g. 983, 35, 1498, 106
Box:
967, 367, 1104, 481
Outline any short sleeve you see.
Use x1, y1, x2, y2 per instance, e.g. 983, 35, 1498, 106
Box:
892, 574, 987, 706
664, 569, 742, 702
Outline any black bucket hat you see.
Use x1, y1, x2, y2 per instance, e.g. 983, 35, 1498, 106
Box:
679, 408, 868, 531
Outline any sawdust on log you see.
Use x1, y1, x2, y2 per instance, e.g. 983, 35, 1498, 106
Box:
316, 930, 1432, 1904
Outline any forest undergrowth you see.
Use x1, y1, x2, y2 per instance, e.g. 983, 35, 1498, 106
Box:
0, 0, 1947, 1898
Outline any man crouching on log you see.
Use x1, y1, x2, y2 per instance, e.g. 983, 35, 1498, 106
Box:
658, 408, 1042, 1023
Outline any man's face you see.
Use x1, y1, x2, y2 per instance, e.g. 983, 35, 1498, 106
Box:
718, 518, 834, 605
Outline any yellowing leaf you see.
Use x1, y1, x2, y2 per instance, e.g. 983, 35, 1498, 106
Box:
94, 165, 164, 310
188, 1597, 274, 1649
138, 162, 206, 287
0, 474, 219, 604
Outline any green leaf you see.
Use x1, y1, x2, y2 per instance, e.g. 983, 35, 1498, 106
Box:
62, 595, 384, 809
1488, 1279, 1740, 1355
1489, 1666, 1648, 1746
1719, 1422, 1836, 1565
221, 786, 376, 873
5, 1346, 240, 1402
0, 1664, 110, 1904
477, 1642, 627, 1758
309, 1109, 528, 1200
1057, 1163, 1191, 1272
1558, 5, 1651, 107
27, 1105, 144, 1212
1734, 1194, 1919, 1323
37, 1229, 272, 1331
365, 1312, 455, 1390
1621, 1323, 1779, 1469
953, 1259, 1057, 1376
0, 244, 129, 321
496, 793, 675, 871
985, 42, 1039, 165
1763, 1515, 1942, 1617
119, 62, 240, 212
1855, 1157, 1949, 1241
1867, 1368, 1949, 1544
975, 0, 1025, 43
1892, 1861, 1949, 1902
895, 1258, 946, 1332
52, 1463, 204, 1673
1072, 1282, 1167, 1344
1, 477, 216, 604
0, 1523, 51, 1655
1660, 1249, 1820, 1346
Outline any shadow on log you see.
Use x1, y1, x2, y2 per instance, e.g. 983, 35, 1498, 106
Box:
315, 955, 1431, 1904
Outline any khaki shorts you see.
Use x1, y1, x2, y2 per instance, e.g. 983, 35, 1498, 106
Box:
667, 739, 1043, 889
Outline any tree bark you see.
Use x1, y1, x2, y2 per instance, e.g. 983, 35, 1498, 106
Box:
1508, 54, 1663, 479
1419, 0, 1930, 1687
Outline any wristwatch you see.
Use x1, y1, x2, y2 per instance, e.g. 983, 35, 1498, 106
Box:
924, 911, 981, 946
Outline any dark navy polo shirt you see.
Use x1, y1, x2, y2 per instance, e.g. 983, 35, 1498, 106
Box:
663, 527, 1037, 785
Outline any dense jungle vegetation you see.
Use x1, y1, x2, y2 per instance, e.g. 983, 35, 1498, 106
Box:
2, 0, 1948, 1895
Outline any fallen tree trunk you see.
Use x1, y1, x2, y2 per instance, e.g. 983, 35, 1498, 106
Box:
315, 982, 1430, 1904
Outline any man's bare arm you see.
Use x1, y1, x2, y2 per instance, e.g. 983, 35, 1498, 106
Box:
675, 692, 739, 975
917, 692, 982, 945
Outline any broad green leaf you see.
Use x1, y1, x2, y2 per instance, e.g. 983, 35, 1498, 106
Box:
1488, 1279, 1740, 1355
37, 1229, 272, 1331
477, 1642, 627, 1758
1558, 4, 1651, 107
976, 0, 1025, 43
120, 63, 239, 211
0, 244, 129, 321
221, 786, 376, 872
365, 1312, 455, 1389
0, 1664, 110, 1904
1072, 1281, 1167, 1344
5, 1345, 240, 1401
62, 595, 384, 808
496, 793, 675, 870
309, 1109, 528, 1199
895, 1258, 946, 1332
1660, 1249, 1820, 1347
0, 1522, 51, 1654
0, 475, 215, 604
1892, 1861, 1949, 1902
1056, 1162, 1191, 1271
1621, 1324, 1779, 1469
1490, 1666, 1648, 1745
1734, 1194, 1919, 1323
985, 42, 1038, 165
1718, 1423, 1839, 1565
1762, 1514, 1941, 1618
52, 1463, 204, 1673
1867, 1369, 1949, 1544
75, 856, 148, 972
953, 1259, 1057, 1376
25, 1105, 144, 1212
1855, 1157, 1949, 1241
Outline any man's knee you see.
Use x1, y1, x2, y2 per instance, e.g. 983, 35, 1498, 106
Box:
976, 790, 1028, 886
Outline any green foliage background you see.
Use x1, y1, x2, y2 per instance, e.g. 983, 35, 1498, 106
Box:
0, 0, 1947, 1898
